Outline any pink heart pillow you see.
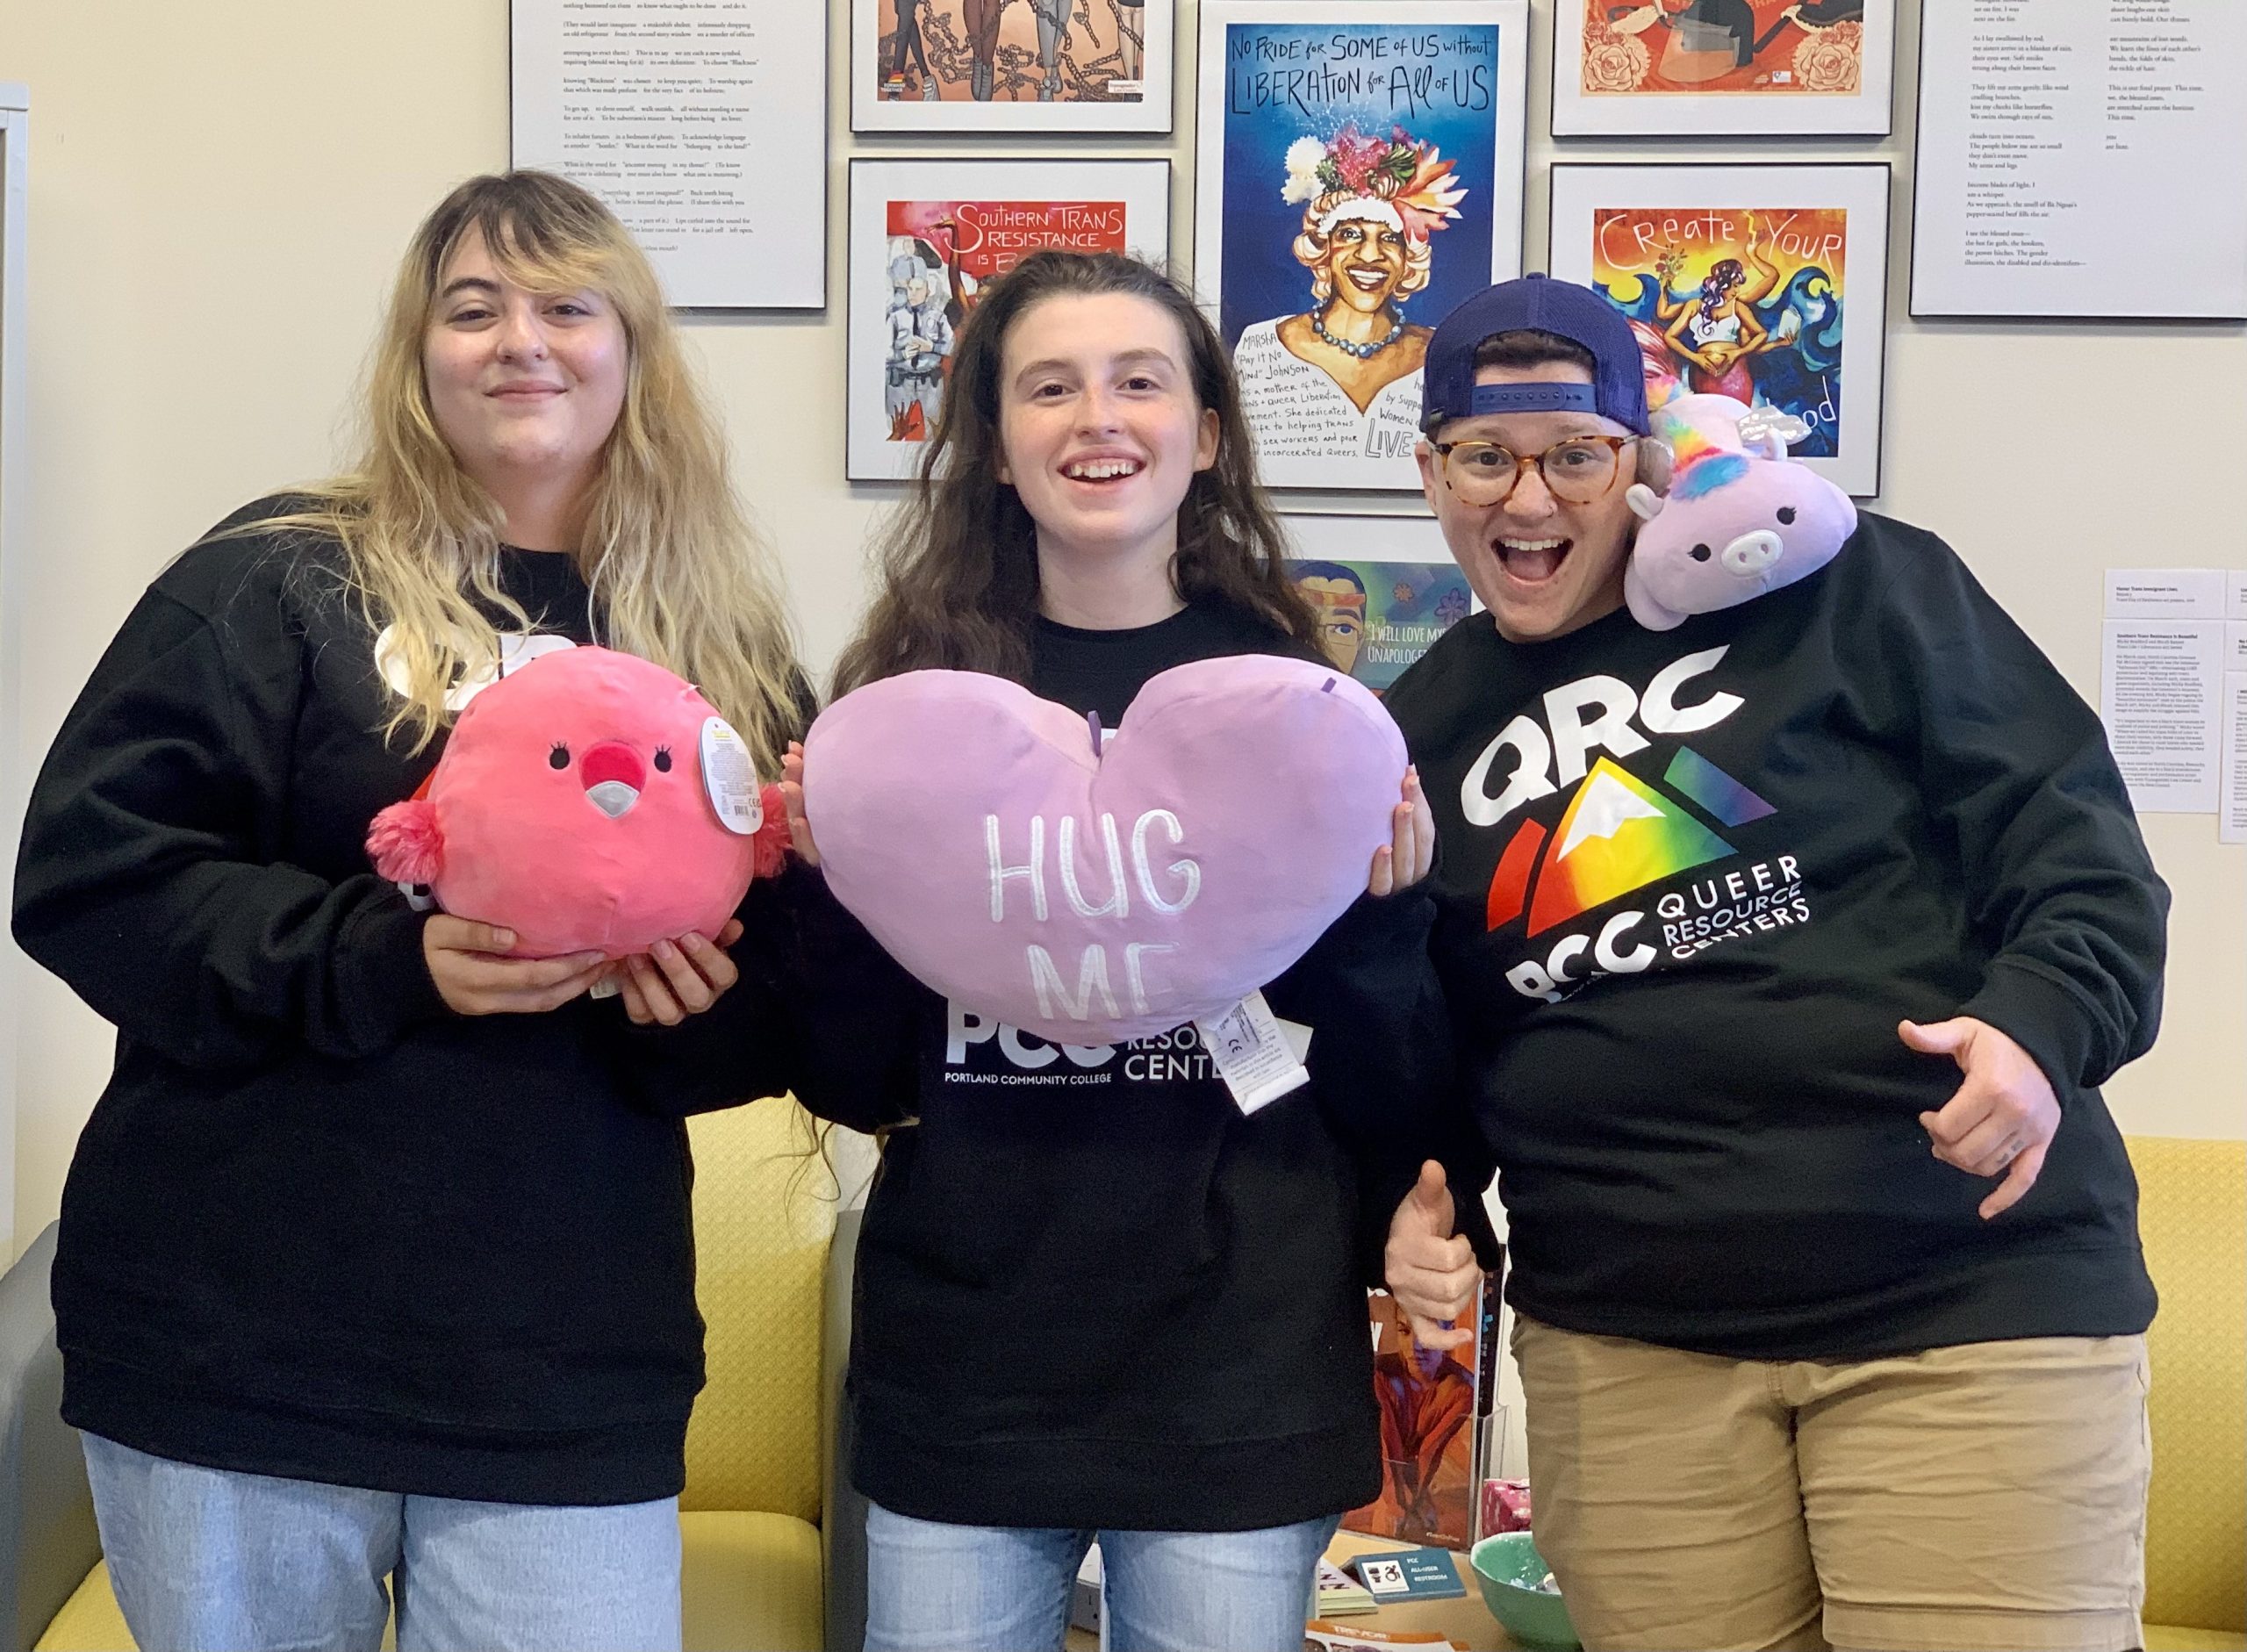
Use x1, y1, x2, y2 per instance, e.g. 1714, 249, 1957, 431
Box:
802, 655, 1407, 1044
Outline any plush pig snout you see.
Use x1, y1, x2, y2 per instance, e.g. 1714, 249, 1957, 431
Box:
1723, 531, 1784, 578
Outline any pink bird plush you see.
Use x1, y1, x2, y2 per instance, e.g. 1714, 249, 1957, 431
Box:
367, 646, 789, 959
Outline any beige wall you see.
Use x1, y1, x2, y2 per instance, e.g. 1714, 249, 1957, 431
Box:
0, 0, 2238, 1253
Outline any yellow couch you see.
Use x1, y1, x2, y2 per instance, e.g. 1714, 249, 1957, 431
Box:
2132, 1135, 2246, 1652
4, 1123, 2235, 1651
20, 1098, 858, 1652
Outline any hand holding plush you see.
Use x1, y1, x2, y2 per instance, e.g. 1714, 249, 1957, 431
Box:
367, 646, 788, 959
1623, 392, 1857, 631
802, 655, 1408, 1045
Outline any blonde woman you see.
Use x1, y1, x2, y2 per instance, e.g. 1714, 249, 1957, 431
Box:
12, 172, 800, 1652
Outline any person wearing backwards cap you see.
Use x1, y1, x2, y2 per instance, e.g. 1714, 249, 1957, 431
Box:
1375, 273, 2168, 1652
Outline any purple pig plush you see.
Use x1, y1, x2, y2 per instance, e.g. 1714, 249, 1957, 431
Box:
1622, 392, 1857, 632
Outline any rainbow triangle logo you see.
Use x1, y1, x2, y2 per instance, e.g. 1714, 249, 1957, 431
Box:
1525, 758, 1736, 936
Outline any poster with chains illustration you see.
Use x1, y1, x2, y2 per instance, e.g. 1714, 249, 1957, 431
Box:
1195, 1, 1527, 492
846, 158, 1172, 479
853, 0, 1174, 130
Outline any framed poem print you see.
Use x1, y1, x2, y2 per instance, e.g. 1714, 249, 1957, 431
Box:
845, 158, 1171, 482
1282, 514, 1475, 694
1910, 0, 2247, 320
1194, 0, 1530, 492
1552, 0, 1894, 137
852, 0, 1174, 132
1547, 162, 1891, 497
512, 0, 826, 309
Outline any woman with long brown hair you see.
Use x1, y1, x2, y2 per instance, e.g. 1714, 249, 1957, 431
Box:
639, 249, 1467, 1652
12, 171, 801, 1651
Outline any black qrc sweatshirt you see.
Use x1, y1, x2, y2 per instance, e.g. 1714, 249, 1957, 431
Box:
644, 598, 1493, 1533
1383, 512, 2167, 1361
12, 500, 797, 1505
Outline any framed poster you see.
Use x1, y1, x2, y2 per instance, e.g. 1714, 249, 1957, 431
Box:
1194, 0, 1530, 492
511, 0, 826, 310
1547, 163, 1890, 498
1283, 514, 1474, 695
1910, 0, 2247, 320
846, 158, 1172, 482
1552, 0, 1893, 136
852, 0, 1175, 132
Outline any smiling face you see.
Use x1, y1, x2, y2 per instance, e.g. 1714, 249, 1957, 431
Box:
1322, 213, 1411, 313
422, 226, 630, 512
994, 291, 1221, 583
1417, 360, 1640, 644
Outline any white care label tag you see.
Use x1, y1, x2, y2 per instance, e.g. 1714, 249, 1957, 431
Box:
1736, 406, 1810, 449
1194, 990, 1311, 1115
700, 716, 762, 836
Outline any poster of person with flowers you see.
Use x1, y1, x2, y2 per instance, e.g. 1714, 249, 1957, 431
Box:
1551, 0, 1895, 136
1195, 1, 1527, 491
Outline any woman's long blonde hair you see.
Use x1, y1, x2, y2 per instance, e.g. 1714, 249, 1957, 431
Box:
263, 171, 801, 767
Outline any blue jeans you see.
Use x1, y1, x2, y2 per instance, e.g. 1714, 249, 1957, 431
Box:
81, 1433, 681, 1652
863, 1500, 1338, 1652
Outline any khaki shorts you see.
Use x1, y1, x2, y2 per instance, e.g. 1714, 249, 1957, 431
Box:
1511, 1316, 2150, 1652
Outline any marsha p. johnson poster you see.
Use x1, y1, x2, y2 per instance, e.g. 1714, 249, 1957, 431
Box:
1195, 1, 1527, 492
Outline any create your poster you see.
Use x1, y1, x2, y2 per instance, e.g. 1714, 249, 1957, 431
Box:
1195, 1, 1527, 491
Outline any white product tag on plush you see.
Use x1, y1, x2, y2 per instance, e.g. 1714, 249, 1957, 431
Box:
397, 880, 437, 913
700, 716, 761, 836
1194, 990, 1311, 1115
589, 974, 622, 1001
1736, 406, 1810, 449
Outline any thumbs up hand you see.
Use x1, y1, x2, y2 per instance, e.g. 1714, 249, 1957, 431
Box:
1900, 1016, 2059, 1221
1385, 1160, 1481, 1352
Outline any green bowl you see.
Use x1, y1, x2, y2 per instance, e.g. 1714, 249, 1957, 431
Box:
1468, 1532, 1579, 1650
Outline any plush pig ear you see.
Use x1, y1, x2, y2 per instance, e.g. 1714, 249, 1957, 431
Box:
367, 799, 443, 886
1626, 483, 1667, 522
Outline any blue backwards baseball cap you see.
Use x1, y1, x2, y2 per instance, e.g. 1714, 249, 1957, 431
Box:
1418, 273, 1648, 436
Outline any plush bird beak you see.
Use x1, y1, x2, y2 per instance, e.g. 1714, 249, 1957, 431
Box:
579, 741, 647, 819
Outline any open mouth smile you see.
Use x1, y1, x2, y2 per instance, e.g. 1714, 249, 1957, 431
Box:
1062, 456, 1144, 483
1493, 535, 1572, 584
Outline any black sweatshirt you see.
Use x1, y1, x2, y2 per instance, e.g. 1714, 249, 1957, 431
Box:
650, 598, 1476, 1533
12, 501, 797, 1505
1383, 512, 2166, 1361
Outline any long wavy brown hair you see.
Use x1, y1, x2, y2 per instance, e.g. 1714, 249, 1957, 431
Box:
832, 251, 1318, 694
